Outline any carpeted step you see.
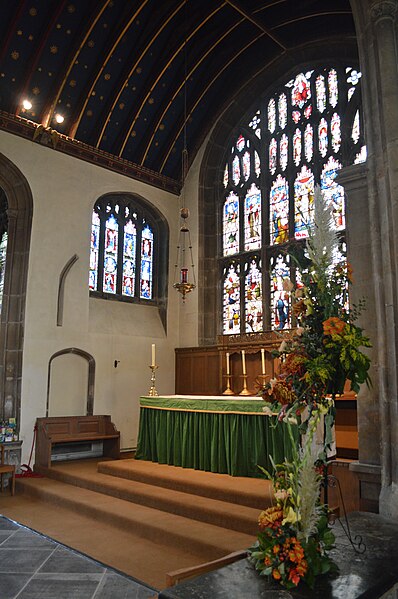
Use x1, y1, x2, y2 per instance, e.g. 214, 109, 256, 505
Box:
97, 458, 271, 509
33, 461, 263, 535
16, 476, 254, 562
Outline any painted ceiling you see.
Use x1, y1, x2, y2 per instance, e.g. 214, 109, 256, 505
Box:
0, 0, 355, 183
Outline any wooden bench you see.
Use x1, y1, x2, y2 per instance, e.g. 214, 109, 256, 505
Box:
34, 415, 120, 469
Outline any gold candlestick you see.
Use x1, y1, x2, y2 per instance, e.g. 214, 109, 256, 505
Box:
223, 374, 235, 395
148, 365, 159, 396
239, 374, 251, 396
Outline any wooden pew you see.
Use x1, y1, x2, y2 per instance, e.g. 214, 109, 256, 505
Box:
34, 415, 120, 469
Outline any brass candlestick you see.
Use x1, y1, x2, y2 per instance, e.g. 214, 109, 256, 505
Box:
256, 373, 269, 393
148, 365, 159, 397
239, 374, 251, 396
222, 374, 235, 395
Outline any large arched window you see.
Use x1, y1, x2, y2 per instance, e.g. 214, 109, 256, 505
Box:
220, 64, 365, 335
89, 194, 161, 303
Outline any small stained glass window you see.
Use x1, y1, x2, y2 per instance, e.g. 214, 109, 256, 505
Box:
236, 135, 245, 152
294, 165, 314, 239
318, 118, 328, 157
316, 75, 326, 112
244, 184, 262, 251
223, 192, 240, 256
269, 138, 277, 174
331, 113, 341, 153
270, 254, 291, 330
278, 93, 287, 129
245, 259, 263, 332
280, 134, 288, 171
223, 263, 240, 334
232, 155, 240, 185
89, 195, 159, 303
270, 175, 289, 245
254, 151, 261, 178
304, 124, 313, 162
352, 110, 360, 144
293, 128, 302, 166
268, 98, 276, 133
321, 157, 344, 230
242, 151, 251, 181
291, 72, 311, 108
223, 164, 229, 187
328, 68, 338, 107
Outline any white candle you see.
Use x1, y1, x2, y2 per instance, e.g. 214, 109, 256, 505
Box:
261, 348, 266, 375
151, 344, 156, 367
226, 352, 230, 375
241, 350, 246, 375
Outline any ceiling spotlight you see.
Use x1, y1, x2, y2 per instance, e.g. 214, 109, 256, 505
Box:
22, 99, 32, 110
55, 114, 64, 124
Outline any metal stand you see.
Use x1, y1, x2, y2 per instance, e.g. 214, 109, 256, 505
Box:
148, 365, 159, 397
326, 473, 366, 554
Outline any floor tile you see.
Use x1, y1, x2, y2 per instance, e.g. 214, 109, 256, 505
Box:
2, 530, 56, 549
94, 572, 156, 598
0, 573, 32, 598
39, 546, 105, 574
0, 548, 54, 572
16, 576, 101, 599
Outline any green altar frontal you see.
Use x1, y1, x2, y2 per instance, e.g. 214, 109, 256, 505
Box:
135, 395, 296, 477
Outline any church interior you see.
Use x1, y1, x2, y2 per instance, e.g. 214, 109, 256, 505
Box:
0, 0, 397, 597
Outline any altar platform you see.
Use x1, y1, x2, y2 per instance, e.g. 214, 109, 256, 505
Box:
135, 395, 296, 477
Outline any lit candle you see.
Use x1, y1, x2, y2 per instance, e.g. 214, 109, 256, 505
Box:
261, 348, 266, 375
226, 352, 230, 375
180, 268, 188, 284
241, 350, 246, 375
151, 343, 156, 367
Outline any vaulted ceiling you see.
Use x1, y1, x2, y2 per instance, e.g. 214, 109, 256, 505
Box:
0, 1, 356, 183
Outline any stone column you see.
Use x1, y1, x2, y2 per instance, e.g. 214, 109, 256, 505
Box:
350, 0, 398, 518
338, 164, 381, 512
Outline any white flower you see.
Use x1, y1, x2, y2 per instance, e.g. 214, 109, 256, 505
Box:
278, 340, 288, 352
262, 405, 275, 417
295, 327, 305, 336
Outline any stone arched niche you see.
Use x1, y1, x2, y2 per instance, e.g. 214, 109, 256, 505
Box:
0, 153, 33, 430
46, 348, 95, 417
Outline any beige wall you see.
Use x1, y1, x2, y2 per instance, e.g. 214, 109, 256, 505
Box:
0, 130, 190, 461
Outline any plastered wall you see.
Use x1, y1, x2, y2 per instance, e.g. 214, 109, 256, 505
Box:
0, 130, 202, 462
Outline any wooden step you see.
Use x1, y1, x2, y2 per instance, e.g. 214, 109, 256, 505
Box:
34, 460, 263, 535
16, 475, 255, 561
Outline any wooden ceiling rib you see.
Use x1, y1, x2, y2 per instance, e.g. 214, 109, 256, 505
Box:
0, 0, 356, 181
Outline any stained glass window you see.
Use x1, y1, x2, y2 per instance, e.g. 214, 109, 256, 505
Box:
270, 254, 291, 330
268, 98, 276, 133
223, 192, 240, 256
0, 232, 7, 313
220, 63, 365, 335
270, 175, 289, 245
244, 184, 262, 251
245, 259, 263, 332
294, 166, 314, 239
316, 75, 326, 112
328, 68, 338, 107
331, 113, 341, 152
89, 195, 158, 303
269, 138, 277, 174
318, 118, 328, 157
321, 157, 344, 230
304, 124, 313, 162
242, 151, 251, 181
223, 263, 240, 334
280, 134, 288, 171
278, 94, 287, 129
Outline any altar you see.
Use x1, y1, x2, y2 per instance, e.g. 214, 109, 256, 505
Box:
135, 395, 296, 477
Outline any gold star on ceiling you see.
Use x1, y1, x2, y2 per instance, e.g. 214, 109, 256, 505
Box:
159, 124, 165, 130
88, 40, 95, 48
69, 80, 76, 87
11, 51, 19, 60
148, 98, 154, 104
50, 46, 58, 54
104, 73, 111, 80
28, 35, 34, 41
119, 103, 125, 110
131, 131, 136, 137
29, 7, 37, 16
32, 87, 40, 95
17, 30, 22, 36
136, 67, 142, 74
67, 4, 75, 13
86, 110, 93, 117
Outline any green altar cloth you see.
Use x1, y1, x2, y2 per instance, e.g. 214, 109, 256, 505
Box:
135, 395, 296, 477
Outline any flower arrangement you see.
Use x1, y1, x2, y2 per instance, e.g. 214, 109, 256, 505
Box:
248, 187, 371, 588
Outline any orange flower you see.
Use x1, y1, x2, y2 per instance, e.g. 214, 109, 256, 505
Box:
258, 506, 284, 530
273, 544, 280, 555
323, 316, 346, 336
272, 568, 281, 580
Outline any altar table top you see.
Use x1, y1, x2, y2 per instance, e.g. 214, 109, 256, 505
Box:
140, 395, 269, 415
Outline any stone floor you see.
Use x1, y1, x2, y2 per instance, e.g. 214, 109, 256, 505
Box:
0, 515, 157, 599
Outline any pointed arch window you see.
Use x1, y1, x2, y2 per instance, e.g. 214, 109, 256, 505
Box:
89, 195, 159, 303
220, 64, 366, 335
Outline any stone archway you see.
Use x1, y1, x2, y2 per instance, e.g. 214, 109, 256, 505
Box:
0, 153, 33, 431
